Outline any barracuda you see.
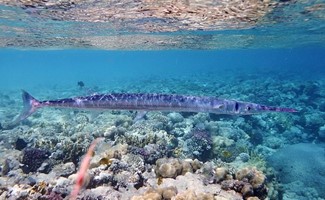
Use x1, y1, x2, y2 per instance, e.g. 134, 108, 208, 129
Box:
15, 90, 297, 122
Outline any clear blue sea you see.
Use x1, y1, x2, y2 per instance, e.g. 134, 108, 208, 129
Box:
0, 1, 325, 200
1, 48, 325, 89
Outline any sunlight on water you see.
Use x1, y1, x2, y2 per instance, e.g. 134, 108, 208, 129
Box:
0, 0, 324, 49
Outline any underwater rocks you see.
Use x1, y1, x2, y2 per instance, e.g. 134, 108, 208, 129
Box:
51, 162, 76, 178
1, 157, 20, 176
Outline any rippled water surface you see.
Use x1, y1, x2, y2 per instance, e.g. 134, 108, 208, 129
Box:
0, 0, 324, 49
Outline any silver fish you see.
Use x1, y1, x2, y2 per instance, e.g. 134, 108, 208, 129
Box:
15, 90, 297, 122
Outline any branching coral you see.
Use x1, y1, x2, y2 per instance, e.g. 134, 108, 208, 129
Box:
183, 127, 213, 161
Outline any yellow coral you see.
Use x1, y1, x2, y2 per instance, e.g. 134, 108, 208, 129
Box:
221, 150, 232, 158
28, 181, 48, 195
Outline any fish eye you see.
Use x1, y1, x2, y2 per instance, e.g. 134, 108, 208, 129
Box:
246, 106, 251, 111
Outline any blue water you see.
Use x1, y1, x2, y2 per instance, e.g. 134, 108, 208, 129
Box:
1, 47, 325, 89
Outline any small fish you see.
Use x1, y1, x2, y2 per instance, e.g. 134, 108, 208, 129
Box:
14, 90, 297, 123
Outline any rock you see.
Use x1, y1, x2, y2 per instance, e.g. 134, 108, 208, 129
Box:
37, 162, 51, 173
0, 191, 7, 199
2, 159, 11, 176
90, 172, 112, 188
51, 162, 76, 177
52, 177, 72, 196
2, 157, 20, 176
26, 177, 37, 186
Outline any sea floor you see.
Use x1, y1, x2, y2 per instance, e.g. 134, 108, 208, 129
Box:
0, 71, 324, 200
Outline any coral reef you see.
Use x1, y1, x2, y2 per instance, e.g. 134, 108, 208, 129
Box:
155, 158, 201, 179
0, 72, 324, 200
235, 167, 267, 198
183, 127, 213, 161
20, 148, 51, 173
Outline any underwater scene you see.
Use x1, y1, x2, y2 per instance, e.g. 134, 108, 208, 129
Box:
1, 0, 325, 200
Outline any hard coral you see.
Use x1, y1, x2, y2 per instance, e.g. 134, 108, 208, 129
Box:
236, 167, 266, 190
132, 186, 178, 200
162, 186, 177, 200
155, 158, 182, 178
235, 167, 267, 199
131, 188, 162, 200
89, 143, 128, 168
215, 167, 228, 183
174, 189, 214, 200
184, 128, 213, 161
129, 143, 168, 164
20, 148, 50, 173
221, 179, 254, 199
155, 158, 202, 179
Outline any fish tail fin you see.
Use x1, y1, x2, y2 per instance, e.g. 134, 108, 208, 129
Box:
13, 90, 41, 124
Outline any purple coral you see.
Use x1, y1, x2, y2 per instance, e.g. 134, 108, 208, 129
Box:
20, 148, 51, 173
184, 127, 213, 161
129, 144, 168, 164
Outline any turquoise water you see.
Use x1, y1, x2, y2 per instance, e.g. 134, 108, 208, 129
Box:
1, 48, 324, 89
1, 1, 325, 200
